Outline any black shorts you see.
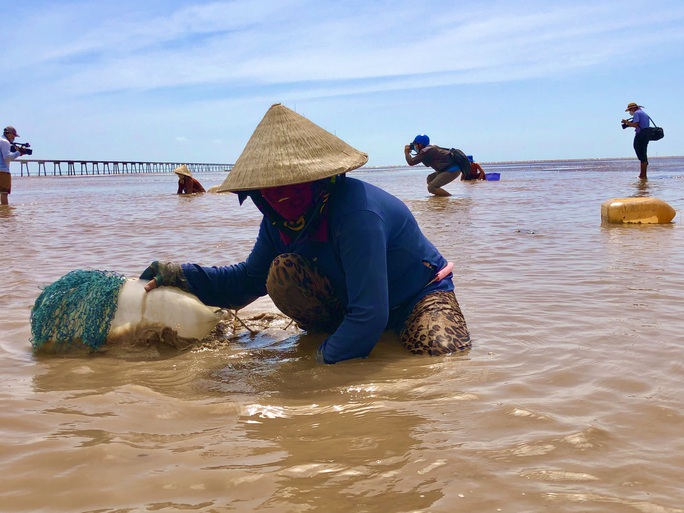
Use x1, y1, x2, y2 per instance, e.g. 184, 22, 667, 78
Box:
633, 131, 650, 163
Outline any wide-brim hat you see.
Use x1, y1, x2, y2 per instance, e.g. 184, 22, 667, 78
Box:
217, 103, 368, 192
173, 164, 193, 177
625, 102, 643, 112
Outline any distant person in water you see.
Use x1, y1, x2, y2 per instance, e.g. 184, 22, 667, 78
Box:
403, 134, 472, 196
1, 126, 29, 206
463, 155, 486, 181
621, 102, 652, 180
174, 165, 205, 194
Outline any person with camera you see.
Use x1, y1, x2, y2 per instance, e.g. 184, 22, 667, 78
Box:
173, 164, 206, 194
0, 126, 29, 206
403, 134, 472, 196
621, 102, 651, 180
140, 104, 471, 364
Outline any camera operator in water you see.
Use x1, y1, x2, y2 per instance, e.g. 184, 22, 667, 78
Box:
621, 102, 652, 180
0, 126, 32, 206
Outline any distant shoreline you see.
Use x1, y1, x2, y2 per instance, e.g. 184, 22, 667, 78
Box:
10, 155, 683, 177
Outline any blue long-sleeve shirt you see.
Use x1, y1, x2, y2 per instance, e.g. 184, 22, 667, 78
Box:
182, 176, 453, 363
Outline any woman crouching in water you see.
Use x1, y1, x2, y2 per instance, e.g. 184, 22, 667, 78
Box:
142, 104, 470, 363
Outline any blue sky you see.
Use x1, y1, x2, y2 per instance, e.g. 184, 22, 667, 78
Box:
5, 0, 684, 166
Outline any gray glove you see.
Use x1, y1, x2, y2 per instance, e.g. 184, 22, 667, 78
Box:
139, 261, 191, 292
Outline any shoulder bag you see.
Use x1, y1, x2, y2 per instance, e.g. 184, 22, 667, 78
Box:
645, 115, 664, 141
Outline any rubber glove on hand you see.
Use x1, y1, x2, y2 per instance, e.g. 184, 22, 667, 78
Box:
140, 261, 191, 293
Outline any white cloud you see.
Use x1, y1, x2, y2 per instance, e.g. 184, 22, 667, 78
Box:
16, 1, 681, 99
6, 0, 684, 163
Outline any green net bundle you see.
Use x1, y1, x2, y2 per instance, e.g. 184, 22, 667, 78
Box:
30, 270, 127, 352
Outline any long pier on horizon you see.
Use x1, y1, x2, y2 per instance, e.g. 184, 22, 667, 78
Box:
16, 159, 234, 177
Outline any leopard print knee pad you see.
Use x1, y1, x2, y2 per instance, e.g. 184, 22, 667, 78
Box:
266, 253, 344, 332
400, 290, 471, 356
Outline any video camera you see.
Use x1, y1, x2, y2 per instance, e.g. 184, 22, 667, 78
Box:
621, 117, 633, 130
10, 142, 33, 155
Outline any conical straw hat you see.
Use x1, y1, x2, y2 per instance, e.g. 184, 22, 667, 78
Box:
173, 164, 193, 177
218, 103, 368, 192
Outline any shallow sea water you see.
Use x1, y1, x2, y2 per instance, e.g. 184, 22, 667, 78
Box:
1, 158, 684, 512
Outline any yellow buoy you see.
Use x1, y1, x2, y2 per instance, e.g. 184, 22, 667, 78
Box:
601, 197, 676, 224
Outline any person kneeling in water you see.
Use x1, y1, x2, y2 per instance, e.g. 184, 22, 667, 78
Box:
174, 165, 206, 194
142, 104, 471, 364
462, 155, 486, 181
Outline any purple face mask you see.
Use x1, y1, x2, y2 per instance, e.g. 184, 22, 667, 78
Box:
259, 183, 315, 221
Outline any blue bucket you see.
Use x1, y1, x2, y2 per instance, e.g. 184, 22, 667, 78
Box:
485, 173, 500, 181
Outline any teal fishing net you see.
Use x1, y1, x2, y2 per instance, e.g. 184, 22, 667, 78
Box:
30, 270, 127, 352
